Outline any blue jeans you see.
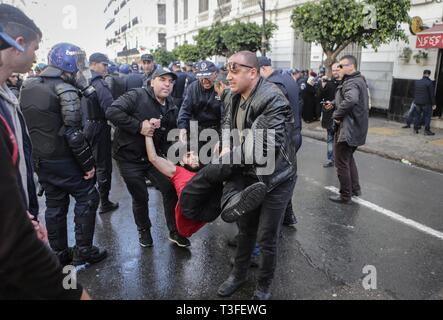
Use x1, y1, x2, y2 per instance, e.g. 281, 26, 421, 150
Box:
327, 128, 335, 162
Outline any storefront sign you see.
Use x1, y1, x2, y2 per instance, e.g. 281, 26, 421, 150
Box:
417, 33, 443, 49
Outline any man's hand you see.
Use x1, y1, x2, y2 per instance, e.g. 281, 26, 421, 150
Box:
28, 213, 49, 244
150, 118, 161, 129
325, 101, 334, 111
179, 129, 187, 144
140, 120, 154, 137
432, 105, 437, 111
84, 167, 95, 180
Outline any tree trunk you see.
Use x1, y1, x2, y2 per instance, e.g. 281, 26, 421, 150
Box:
324, 53, 335, 78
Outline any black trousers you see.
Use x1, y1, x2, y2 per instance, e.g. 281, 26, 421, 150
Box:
223, 175, 296, 288
117, 161, 178, 233
284, 133, 302, 217
180, 164, 236, 222
36, 158, 99, 251
334, 141, 361, 200
85, 121, 113, 200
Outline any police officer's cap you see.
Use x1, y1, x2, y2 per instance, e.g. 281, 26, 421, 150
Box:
195, 60, 218, 78
89, 53, 110, 65
141, 54, 154, 62
258, 56, 272, 67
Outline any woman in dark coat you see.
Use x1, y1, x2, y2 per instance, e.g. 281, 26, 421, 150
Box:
302, 76, 317, 123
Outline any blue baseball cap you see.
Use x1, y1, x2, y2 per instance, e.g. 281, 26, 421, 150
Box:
0, 26, 24, 52
196, 60, 218, 78
89, 52, 110, 65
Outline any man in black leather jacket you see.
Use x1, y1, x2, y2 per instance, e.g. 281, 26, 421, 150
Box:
217, 51, 297, 301
106, 68, 191, 249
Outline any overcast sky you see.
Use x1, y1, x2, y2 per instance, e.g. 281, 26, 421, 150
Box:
8, 0, 107, 62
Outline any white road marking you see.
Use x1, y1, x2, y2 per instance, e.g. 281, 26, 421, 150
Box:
325, 186, 443, 241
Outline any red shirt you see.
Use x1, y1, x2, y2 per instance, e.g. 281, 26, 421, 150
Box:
170, 166, 206, 237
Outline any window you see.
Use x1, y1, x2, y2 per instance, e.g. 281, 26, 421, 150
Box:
199, 0, 209, 13
158, 33, 166, 49
174, 0, 178, 24
158, 4, 166, 25
184, 0, 188, 20
218, 0, 231, 5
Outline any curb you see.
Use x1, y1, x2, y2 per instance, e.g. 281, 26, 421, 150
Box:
302, 130, 443, 174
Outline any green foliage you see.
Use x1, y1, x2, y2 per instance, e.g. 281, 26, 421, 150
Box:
291, 0, 411, 65
222, 21, 278, 56
193, 20, 278, 58
150, 48, 177, 67
194, 21, 228, 58
172, 44, 204, 63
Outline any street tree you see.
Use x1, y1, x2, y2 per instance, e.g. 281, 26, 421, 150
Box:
194, 20, 278, 58
150, 48, 177, 67
291, 0, 411, 74
172, 44, 204, 63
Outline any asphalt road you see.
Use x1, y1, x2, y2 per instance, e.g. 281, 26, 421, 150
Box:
42, 137, 443, 300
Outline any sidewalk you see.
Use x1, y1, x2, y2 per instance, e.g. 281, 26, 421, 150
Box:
302, 117, 443, 173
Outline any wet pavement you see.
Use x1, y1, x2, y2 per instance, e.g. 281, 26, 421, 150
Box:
38, 137, 443, 300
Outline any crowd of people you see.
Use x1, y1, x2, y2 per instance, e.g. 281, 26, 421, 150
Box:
0, 4, 371, 300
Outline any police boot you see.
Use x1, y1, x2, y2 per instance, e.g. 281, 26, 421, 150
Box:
72, 245, 108, 266
73, 206, 107, 266
46, 216, 73, 266
56, 248, 74, 267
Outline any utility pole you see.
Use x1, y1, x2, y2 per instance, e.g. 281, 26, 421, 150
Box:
258, 0, 267, 56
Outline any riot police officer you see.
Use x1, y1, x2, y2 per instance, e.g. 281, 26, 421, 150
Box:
178, 60, 222, 144
20, 43, 107, 266
104, 61, 127, 100
82, 52, 119, 214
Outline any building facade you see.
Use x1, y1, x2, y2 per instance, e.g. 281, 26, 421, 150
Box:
104, 0, 168, 63
102, 0, 442, 126
165, 0, 311, 68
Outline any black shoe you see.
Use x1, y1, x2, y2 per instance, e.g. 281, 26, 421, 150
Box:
56, 248, 73, 266
352, 190, 362, 197
402, 125, 411, 129
230, 256, 259, 268
221, 182, 267, 223
252, 287, 272, 300
99, 200, 119, 214
283, 212, 298, 228
424, 130, 435, 136
139, 228, 153, 248
72, 246, 107, 266
323, 161, 334, 168
169, 231, 191, 248
414, 129, 420, 134
329, 195, 352, 204
217, 275, 247, 297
